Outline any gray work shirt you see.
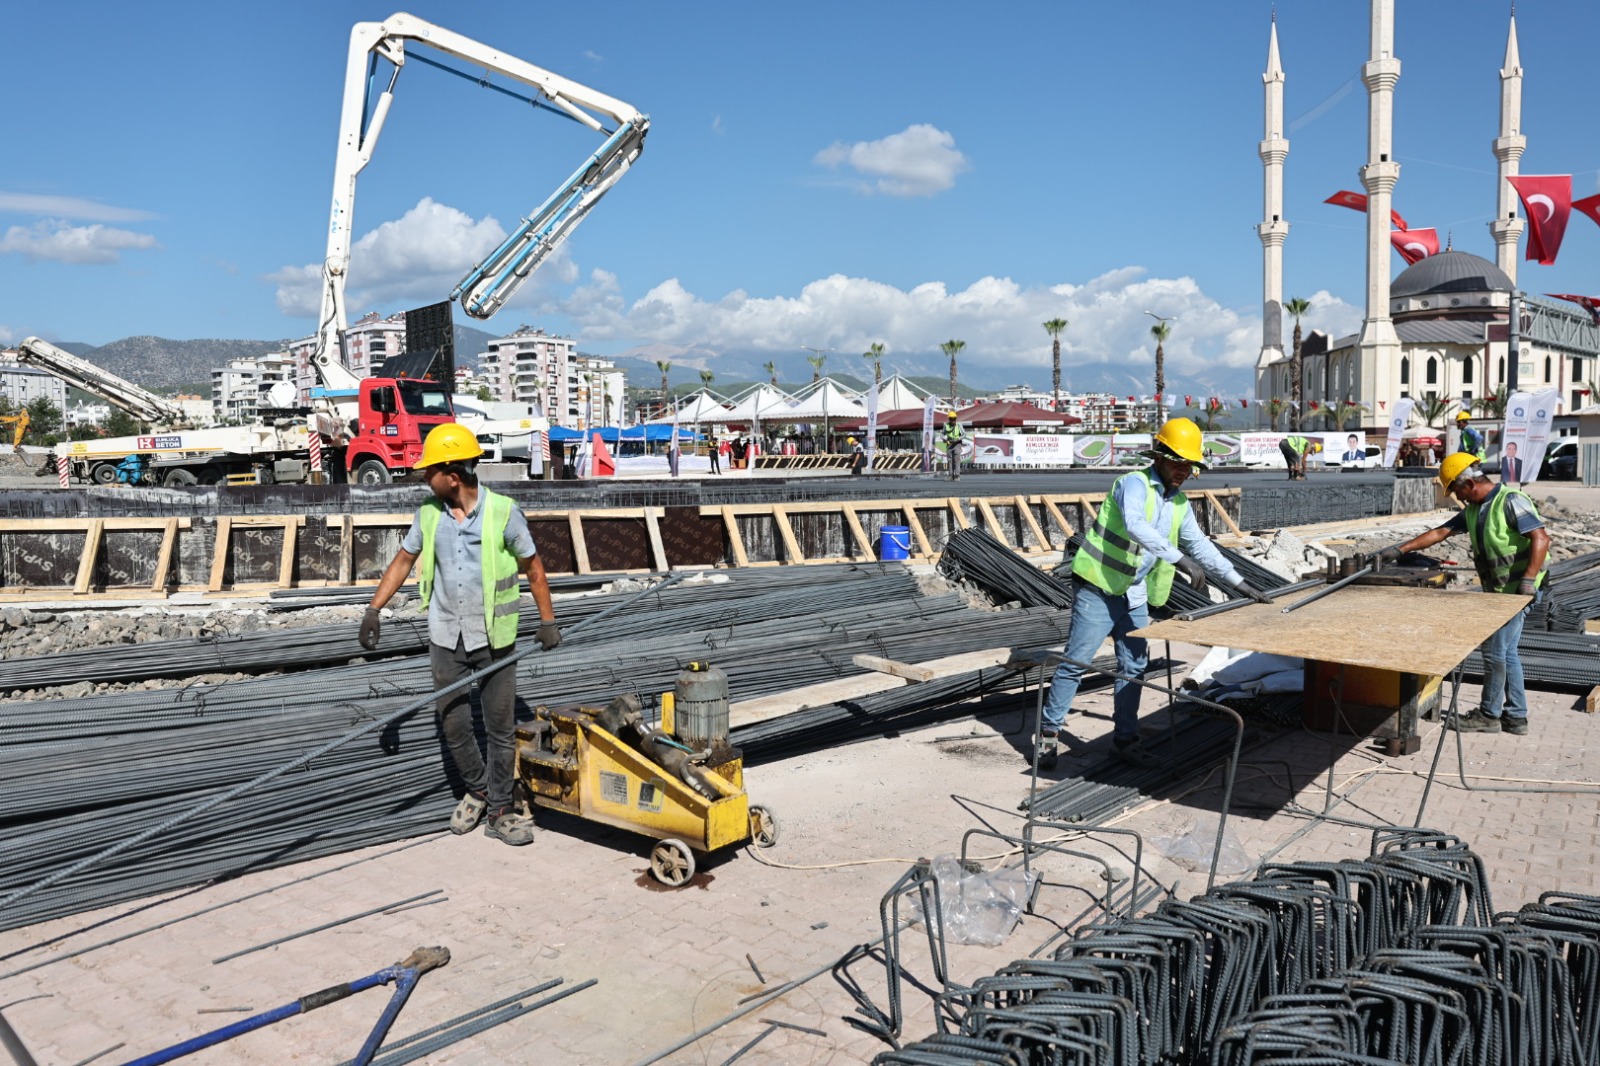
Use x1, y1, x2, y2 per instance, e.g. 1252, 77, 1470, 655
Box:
1118, 468, 1243, 609
402, 492, 537, 652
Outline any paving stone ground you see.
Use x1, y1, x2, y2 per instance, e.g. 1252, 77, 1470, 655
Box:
5, 485, 1599, 1064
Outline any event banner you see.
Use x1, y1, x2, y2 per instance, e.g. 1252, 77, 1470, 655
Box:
1382, 398, 1415, 468
1502, 389, 1560, 486
1238, 432, 1365, 467
865, 385, 880, 472
920, 395, 938, 473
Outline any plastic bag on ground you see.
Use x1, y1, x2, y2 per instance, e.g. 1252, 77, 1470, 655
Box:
1151, 816, 1254, 876
910, 855, 1035, 947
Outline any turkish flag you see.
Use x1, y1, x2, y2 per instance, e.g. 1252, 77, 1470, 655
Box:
1325, 190, 1409, 230
1507, 175, 1572, 265
1240, 398, 1249, 408
1184, 395, 1193, 406
1391, 228, 1440, 265
1573, 193, 1600, 231
1309, 401, 1320, 410
1546, 293, 1600, 327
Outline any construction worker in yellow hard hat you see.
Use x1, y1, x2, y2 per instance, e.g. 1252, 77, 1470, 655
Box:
848, 434, 866, 475
1279, 432, 1321, 480
360, 421, 561, 846
939, 411, 966, 480
1034, 416, 1274, 770
1455, 410, 1486, 459
1372, 452, 1551, 735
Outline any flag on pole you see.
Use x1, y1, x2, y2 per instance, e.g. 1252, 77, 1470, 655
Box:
1325, 190, 1409, 230
1391, 228, 1440, 265
1507, 175, 1573, 265
1545, 293, 1600, 327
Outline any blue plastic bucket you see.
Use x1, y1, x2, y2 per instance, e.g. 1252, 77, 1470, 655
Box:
879, 525, 911, 561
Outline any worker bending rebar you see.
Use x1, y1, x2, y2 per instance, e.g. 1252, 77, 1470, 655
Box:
1371, 452, 1549, 735
360, 424, 561, 845
1036, 418, 1272, 769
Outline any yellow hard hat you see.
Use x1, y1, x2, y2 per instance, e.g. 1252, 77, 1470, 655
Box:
946, 411, 960, 420
1438, 451, 1480, 490
1455, 411, 1471, 421
1153, 417, 1205, 464
415, 423, 484, 469
1310, 442, 1323, 453
847, 436, 858, 444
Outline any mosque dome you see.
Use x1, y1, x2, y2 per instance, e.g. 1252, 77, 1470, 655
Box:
1390, 250, 1512, 300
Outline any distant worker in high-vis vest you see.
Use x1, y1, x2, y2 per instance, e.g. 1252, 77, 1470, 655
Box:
1456, 410, 1486, 460
360, 423, 561, 846
1373, 453, 1549, 735
941, 411, 966, 480
1279, 434, 1322, 480
1036, 418, 1274, 769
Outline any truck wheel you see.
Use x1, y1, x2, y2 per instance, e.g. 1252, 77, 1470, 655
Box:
353, 459, 392, 485
90, 463, 118, 485
162, 469, 199, 487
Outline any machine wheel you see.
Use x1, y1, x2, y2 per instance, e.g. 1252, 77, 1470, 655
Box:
649, 838, 696, 886
353, 459, 391, 485
748, 805, 779, 848
90, 462, 118, 485
162, 468, 199, 487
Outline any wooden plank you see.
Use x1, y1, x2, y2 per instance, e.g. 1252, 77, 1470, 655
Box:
841, 505, 874, 558
1586, 685, 1600, 715
336, 515, 354, 585
1038, 497, 1075, 545
0, 517, 192, 532
900, 502, 934, 557
150, 518, 179, 593
721, 506, 749, 568
73, 519, 103, 595
1014, 494, 1048, 552
278, 517, 299, 590
974, 498, 1008, 545
1136, 586, 1529, 677
209, 516, 232, 592
1202, 490, 1245, 538
568, 513, 592, 575
1075, 493, 1099, 525
850, 654, 937, 683
772, 506, 805, 564
946, 498, 971, 530
643, 507, 669, 571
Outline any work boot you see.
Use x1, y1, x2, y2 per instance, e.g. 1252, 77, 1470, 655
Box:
1112, 736, 1161, 769
449, 790, 487, 835
1446, 709, 1502, 733
1034, 730, 1060, 770
1503, 717, 1529, 736
484, 809, 536, 846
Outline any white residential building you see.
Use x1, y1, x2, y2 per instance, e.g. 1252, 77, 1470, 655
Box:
570, 356, 626, 429
483, 326, 580, 422
0, 355, 70, 412
211, 352, 294, 424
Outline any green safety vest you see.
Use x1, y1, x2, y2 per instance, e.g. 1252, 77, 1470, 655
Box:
417, 488, 524, 649
1285, 435, 1311, 456
1072, 469, 1188, 607
941, 423, 964, 445
1464, 487, 1547, 594
1461, 426, 1486, 460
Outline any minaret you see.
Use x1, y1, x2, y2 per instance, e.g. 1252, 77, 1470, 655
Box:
1356, 0, 1402, 395
1257, 14, 1290, 399
1490, 10, 1525, 283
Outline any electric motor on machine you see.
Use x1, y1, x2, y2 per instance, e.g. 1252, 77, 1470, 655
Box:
674, 661, 730, 756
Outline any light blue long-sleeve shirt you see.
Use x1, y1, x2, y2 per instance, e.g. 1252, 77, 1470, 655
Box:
1116, 467, 1243, 607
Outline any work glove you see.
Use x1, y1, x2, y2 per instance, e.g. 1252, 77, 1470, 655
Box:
1175, 557, 1208, 592
536, 621, 562, 651
1234, 581, 1274, 605
1518, 578, 1537, 597
359, 607, 381, 650
1368, 545, 1404, 568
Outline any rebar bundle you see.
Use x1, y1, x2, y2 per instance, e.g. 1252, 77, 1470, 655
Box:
882, 831, 1600, 1065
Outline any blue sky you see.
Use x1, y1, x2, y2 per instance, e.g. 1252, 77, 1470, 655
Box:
4, 1, 1597, 394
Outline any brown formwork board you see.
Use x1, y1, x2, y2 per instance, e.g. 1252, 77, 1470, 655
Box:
208, 515, 306, 592
0, 516, 194, 597
1200, 489, 1245, 537
1136, 585, 1528, 677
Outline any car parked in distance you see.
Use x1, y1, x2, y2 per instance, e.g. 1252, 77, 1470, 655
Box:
1541, 440, 1578, 481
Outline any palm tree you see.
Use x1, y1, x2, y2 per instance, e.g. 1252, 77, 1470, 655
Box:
1285, 297, 1311, 431
863, 342, 886, 387
1418, 394, 1456, 428
1043, 318, 1068, 411
941, 339, 966, 407
807, 353, 827, 382
655, 360, 672, 403
699, 369, 715, 389
1265, 396, 1287, 432
1470, 385, 1509, 420
762, 360, 778, 388
1149, 321, 1172, 405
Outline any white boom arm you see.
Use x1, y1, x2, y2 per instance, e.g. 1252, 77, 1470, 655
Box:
314, 12, 649, 386
17, 337, 189, 426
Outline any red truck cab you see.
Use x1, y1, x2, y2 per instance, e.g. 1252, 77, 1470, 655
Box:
344, 377, 456, 484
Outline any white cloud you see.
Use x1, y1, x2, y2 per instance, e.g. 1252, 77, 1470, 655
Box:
268, 197, 577, 320
0, 220, 159, 264
0, 326, 15, 346
564, 268, 1295, 386
0, 192, 156, 222
813, 124, 970, 197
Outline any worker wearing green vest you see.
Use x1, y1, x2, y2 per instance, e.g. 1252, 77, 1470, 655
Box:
361, 424, 561, 846
1279, 434, 1322, 480
1456, 411, 1486, 459
940, 412, 966, 480
1374, 452, 1549, 734
1036, 418, 1274, 769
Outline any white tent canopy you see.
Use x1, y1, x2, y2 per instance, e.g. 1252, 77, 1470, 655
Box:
785, 378, 866, 420
646, 389, 731, 425
873, 374, 932, 412
718, 384, 796, 424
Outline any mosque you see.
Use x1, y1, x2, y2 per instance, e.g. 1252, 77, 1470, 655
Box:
1251, 2, 1600, 433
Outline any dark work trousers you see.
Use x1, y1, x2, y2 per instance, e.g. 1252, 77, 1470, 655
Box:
430, 638, 519, 812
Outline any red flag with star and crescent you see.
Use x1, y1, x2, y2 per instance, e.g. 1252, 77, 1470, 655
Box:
1390, 228, 1440, 266
1546, 294, 1600, 327
1325, 190, 1409, 231
1507, 175, 1573, 265
1573, 193, 1600, 232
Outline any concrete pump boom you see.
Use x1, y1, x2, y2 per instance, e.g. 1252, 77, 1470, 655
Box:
17, 337, 188, 427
